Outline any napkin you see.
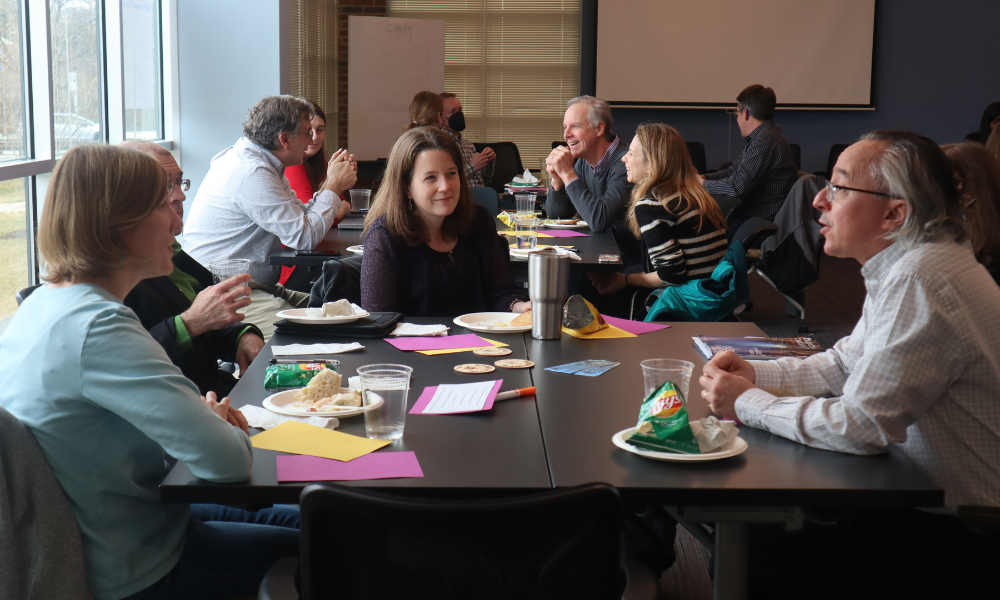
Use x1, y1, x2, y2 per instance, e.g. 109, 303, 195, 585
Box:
272, 342, 365, 356
511, 246, 582, 261
390, 323, 449, 337
691, 417, 740, 453
511, 169, 539, 184
304, 299, 365, 318
240, 405, 339, 431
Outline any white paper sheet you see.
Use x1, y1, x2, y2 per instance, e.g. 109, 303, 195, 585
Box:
421, 381, 498, 414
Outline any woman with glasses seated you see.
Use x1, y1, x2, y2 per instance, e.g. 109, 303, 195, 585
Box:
589, 122, 729, 319
361, 127, 530, 316
0, 145, 298, 600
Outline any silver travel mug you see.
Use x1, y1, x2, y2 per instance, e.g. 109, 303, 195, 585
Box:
528, 251, 569, 339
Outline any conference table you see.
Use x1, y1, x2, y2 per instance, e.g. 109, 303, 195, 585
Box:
268, 216, 625, 272
160, 319, 943, 600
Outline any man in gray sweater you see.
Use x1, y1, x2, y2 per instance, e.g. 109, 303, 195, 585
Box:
545, 95, 638, 264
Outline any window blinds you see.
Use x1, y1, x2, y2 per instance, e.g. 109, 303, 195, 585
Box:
388, 0, 580, 167
289, 0, 340, 153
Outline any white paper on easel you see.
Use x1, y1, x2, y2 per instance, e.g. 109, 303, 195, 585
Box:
422, 381, 498, 414
348, 16, 445, 160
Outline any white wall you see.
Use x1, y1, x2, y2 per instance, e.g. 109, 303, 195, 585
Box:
176, 0, 290, 220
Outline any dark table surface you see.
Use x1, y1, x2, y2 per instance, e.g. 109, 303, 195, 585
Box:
268, 218, 624, 272
160, 319, 550, 505
526, 321, 944, 508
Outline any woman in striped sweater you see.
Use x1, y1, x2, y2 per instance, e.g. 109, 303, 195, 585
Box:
590, 122, 728, 317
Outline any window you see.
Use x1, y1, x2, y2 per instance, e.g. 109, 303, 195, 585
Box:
289, 0, 340, 153
122, 0, 163, 140
388, 0, 581, 166
50, 0, 104, 154
0, 0, 27, 163
0, 177, 29, 321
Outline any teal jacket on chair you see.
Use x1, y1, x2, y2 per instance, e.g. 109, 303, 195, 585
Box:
644, 240, 750, 322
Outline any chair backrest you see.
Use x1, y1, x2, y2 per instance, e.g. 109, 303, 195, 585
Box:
15, 284, 41, 306
711, 194, 743, 222
307, 254, 364, 307
470, 186, 499, 215
299, 482, 622, 600
685, 141, 708, 174
552, 140, 567, 150
0, 406, 90, 599
825, 144, 849, 178
475, 141, 524, 195
789, 143, 802, 170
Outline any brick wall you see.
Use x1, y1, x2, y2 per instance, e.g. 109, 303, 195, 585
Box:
337, 0, 388, 146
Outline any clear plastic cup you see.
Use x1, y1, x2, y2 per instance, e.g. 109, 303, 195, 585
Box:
640, 359, 695, 401
515, 193, 535, 217
208, 259, 251, 294
348, 188, 371, 211
358, 364, 413, 442
513, 216, 540, 250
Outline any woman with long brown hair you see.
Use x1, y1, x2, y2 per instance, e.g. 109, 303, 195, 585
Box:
590, 122, 728, 315
943, 142, 1000, 284
361, 127, 529, 316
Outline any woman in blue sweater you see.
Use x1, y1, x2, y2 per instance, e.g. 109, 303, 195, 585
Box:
0, 145, 297, 600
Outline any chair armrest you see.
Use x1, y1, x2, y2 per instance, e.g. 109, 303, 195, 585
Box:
734, 218, 778, 251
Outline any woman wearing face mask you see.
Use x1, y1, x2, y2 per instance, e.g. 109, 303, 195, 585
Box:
361, 127, 529, 316
589, 122, 729, 319
440, 92, 495, 188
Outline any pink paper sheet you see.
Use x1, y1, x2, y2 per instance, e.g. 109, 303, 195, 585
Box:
536, 229, 590, 238
276, 452, 424, 482
410, 379, 503, 414
601, 315, 671, 335
384, 333, 492, 351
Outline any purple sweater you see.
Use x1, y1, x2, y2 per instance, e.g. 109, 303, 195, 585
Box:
361, 205, 527, 317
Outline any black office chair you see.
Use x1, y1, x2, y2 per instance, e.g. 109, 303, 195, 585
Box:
259, 482, 623, 600
685, 141, 708, 174
789, 143, 802, 170
818, 144, 849, 178
551, 140, 567, 150
15, 284, 41, 306
711, 194, 743, 223
470, 186, 500, 214
475, 141, 524, 195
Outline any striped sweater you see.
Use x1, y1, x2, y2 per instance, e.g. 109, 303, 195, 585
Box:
634, 194, 729, 285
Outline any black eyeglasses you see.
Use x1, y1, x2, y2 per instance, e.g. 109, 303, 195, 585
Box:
166, 178, 191, 193
825, 181, 893, 200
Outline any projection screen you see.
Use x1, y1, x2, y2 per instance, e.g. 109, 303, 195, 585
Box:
595, 0, 876, 109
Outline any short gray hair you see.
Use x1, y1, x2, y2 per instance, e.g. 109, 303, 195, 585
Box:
859, 130, 964, 248
567, 95, 615, 141
242, 95, 310, 150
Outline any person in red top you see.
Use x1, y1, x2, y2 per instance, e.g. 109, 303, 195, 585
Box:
281, 100, 351, 284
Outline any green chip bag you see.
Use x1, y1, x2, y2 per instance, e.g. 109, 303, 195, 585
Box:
626, 381, 701, 454
263, 363, 338, 390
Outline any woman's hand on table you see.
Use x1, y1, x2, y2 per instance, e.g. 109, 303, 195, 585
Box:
511, 301, 532, 314
180, 274, 252, 338
698, 351, 756, 420
589, 272, 627, 295
202, 391, 250, 435
235, 333, 264, 375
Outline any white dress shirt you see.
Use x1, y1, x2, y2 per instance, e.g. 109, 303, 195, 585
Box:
182, 137, 341, 286
737, 240, 1000, 510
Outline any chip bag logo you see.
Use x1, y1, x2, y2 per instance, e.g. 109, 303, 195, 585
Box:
650, 391, 683, 418
301, 363, 325, 371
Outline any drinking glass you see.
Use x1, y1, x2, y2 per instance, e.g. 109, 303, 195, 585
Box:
208, 259, 251, 294
538, 158, 549, 186
640, 359, 695, 400
513, 217, 540, 250
515, 193, 535, 217
358, 364, 413, 441
348, 188, 371, 211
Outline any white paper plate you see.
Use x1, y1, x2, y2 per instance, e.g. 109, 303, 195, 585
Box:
346, 245, 363, 255
263, 387, 382, 418
275, 308, 370, 325
612, 427, 748, 462
541, 220, 589, 229
453, 312, 531, 333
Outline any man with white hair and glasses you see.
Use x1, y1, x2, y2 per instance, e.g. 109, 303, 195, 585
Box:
699, 130, 1000, 598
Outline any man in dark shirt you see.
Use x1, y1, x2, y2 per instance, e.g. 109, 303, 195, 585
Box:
545, 95, 639, 265
701, 84, 799, 234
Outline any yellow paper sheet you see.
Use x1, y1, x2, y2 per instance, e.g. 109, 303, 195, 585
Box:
417, 337, 509, 356
561, 325, 637, 339
508, 244, 574, 249
501, 230, 554, 238
250, 421, 389, 461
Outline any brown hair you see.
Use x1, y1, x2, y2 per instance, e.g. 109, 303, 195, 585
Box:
364, 127, 475, 245
39, 144, 167, 282
405, 91, 443, 132
942, 142, 1000, 267
301, 99, 328, 192
626, 123, 727, 237
986, 126, 1000, 162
